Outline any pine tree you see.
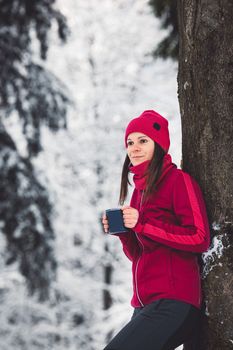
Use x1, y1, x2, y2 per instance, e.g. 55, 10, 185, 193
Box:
0, 0, 70, 156
0, 0, 69, 299
0, 121, 57, 300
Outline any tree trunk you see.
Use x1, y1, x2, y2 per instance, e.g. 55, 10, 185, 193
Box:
177, 1, 233, 349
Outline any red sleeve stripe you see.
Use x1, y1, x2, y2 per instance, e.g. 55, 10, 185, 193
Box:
181, 173, 206, 233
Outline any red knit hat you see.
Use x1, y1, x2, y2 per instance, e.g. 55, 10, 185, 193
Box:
125, 110, 170, 153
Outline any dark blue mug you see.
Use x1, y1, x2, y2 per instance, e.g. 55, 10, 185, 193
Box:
106, 208, 130, 234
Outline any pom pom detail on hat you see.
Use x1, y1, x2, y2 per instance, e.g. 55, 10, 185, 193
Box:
125, 110, 170, 152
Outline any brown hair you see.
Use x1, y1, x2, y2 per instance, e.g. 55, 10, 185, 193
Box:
119, 143, 165, 205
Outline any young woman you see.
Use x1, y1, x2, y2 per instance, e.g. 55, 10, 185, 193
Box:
102, 110, 210, 350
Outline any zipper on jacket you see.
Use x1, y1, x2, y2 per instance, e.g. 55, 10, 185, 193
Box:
135, 233, 144, 307
134, 190, 145, 307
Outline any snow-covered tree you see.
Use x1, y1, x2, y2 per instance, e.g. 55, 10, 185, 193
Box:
0, 121, 56, 299
0, 0, 69, 297
0, 0, 69, 156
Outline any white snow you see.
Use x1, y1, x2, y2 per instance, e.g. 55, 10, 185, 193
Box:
202, 232, 229, 278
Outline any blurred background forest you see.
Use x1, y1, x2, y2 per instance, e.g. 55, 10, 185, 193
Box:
0, 0, 181, 349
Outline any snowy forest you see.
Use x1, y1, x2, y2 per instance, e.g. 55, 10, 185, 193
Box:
0, 0, 232, 349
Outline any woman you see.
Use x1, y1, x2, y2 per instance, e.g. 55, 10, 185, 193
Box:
102, 110, 210, 350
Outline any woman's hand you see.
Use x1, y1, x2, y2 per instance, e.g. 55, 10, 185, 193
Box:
122, 206, 139, 228
102, 213, 109, 233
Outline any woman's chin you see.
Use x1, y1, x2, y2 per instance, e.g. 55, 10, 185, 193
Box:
131, 158, 146, 166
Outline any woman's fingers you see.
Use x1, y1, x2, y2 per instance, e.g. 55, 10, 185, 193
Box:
121, 207, 139, 228
123, 212, 136, 218
102, 213, 109, 233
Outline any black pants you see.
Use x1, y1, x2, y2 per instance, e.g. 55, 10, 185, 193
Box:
103, 299, 200, 350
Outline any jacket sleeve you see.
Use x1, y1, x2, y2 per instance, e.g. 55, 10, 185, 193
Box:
133, 171, 210, 253
116, 231, 140, 261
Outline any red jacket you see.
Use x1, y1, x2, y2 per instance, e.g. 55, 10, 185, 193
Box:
118, 155, 210, 309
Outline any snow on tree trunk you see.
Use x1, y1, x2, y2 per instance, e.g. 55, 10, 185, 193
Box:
177, 1, 233, 349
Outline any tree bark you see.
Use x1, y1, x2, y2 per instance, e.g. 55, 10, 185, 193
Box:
177, 1, 233, 349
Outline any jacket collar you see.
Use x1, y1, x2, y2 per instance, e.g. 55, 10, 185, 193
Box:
129, 154, 175, 190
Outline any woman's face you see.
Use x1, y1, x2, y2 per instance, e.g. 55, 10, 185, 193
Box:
126, 132, 155, 166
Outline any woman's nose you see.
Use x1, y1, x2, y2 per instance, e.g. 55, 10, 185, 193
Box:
132, 144, 141, 152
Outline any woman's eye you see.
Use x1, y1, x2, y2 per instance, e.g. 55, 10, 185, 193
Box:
140, 139, 148, 143
127, 141, 133, 146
